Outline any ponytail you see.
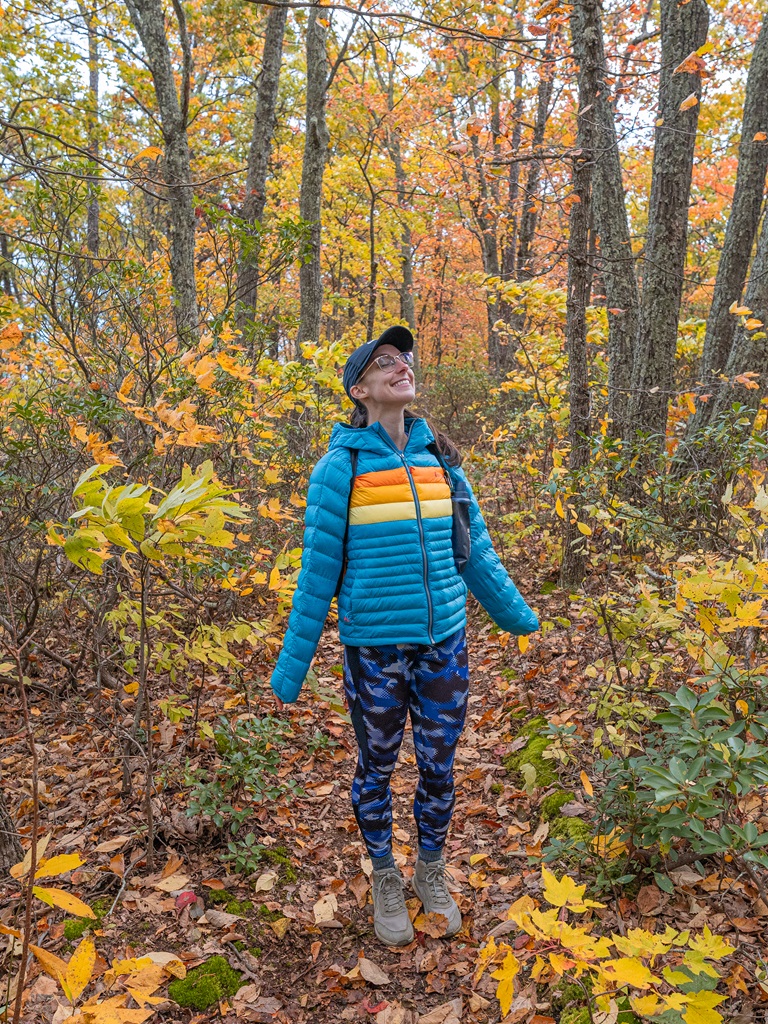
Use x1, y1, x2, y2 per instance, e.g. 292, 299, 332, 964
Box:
349, 405, 462, 468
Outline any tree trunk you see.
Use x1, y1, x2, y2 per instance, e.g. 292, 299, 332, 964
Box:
516, 32, 557, 283
701, 208, 768, 426
0, 785, 22, 877
296, 5, 330, 355
124, 0, 199, 347
588, 0, 640, 439
80, 5, 100, 255
235, 4, 287, 333
688, 13, 768, 427
629, 0, 709, 437
561, 0, 598, 590
388, 128, 417, 363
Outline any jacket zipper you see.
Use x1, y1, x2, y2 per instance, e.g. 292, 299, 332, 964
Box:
380, 427, 434, 643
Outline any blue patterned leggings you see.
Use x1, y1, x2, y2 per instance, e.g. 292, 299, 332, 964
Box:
343, 627, 469, 859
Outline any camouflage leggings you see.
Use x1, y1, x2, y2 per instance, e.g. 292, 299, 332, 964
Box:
343, 628, 469, 859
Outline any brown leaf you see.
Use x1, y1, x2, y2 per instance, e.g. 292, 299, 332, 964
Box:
349, 872, 370, 909
202, 908, 242, 928
418, 999, 462, 1024
732, 917, 762, 933
636, 884, 664, 916
414, 912, 449, 938
358, 957, 390, 986
159, 853, 184, 879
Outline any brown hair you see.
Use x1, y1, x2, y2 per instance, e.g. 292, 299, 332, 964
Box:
349, 404, 462, 467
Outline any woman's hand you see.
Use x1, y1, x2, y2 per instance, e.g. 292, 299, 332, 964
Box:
273, 694, 285, 714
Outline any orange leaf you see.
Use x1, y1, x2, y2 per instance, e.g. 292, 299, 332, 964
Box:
754, 132, 767, 142
679, 93, 699, 111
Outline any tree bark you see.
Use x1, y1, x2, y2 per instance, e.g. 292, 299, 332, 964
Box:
79, 5, 100, 255
516, 31, 557, 283
701, 208, 768, 426
0, 784, 22, 877
629, 0, 709, 437
688, 13, 768, 426
235, 4, 287, 333
124, 0, 199, 347
561, 0, 598, 590
588, 1, 640, 439
296, 5, 330, 355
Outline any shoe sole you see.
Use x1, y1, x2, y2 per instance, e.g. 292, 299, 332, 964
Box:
374, 921, 414, 946
411, 877, 462, 937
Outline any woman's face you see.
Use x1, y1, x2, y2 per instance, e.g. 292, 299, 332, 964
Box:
350, 343, 416, 410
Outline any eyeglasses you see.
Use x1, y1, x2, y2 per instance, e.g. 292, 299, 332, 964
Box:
358, 350, 414, 381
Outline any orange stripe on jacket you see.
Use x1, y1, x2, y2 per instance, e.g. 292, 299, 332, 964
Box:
353, 465, 445, 490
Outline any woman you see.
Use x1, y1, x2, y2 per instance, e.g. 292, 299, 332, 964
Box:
270, 325, 538, 947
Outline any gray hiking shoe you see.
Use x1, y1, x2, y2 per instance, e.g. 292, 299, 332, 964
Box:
412, 858, 462, 937
371, 866, 414, 946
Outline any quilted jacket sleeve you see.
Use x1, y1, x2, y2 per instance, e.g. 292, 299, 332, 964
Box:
270, 451, 350, 703
457, 468, 539, 635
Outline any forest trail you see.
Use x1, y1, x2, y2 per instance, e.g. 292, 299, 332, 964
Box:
4, 606, 567, 1023
4, 595, 763, 1022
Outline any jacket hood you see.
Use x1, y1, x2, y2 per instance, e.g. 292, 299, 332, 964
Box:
328, 416, 434, 455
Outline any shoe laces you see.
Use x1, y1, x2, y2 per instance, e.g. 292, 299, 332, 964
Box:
422, 861, 452, 907
378, 870, 406, 915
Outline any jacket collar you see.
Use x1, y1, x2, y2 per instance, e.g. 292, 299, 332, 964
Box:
329, 416, 434, 455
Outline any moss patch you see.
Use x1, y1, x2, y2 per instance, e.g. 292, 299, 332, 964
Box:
503, 718, 558, 788
63, 895, 112, 941
206, 890, 253, 916
551, 817, 592, 843
258, 904, 283, 922
259, 845, 298, 883
539, 790, 575, 822
561, 1009, 590, 1024
168, 955, 243, 1010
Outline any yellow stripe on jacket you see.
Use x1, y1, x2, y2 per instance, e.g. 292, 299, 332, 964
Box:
350, 497, 452, 526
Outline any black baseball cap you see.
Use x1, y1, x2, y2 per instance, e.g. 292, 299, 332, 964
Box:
342, 325, 414, 403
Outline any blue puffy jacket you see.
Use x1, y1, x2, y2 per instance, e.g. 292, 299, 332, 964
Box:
270, 417, 538, 702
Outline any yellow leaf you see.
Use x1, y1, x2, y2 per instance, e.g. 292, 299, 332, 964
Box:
269, 917, 290, 939
576, 521, 592, 536
33, 886, 96, 919
681, 989, 727, 1024
268, 566, 281, 590
66, 936, 96, 1001
729, 302, 752, 315
469, 853, 489, 865
541, 866, 605, 912
549, 951, 576, 975
474, 936, 498, 982
679, 93, 699, 111
687, 925, 734, 960
591, 829, 628, 861
124, 682, 139, 695
555, 496, 565, 519
631, 994, 662, 1016
35, 854, 85, 879
10, 833, 52, 878
580, 771, 593, 797
599, 956, 657, 989
29, 943, 68, 982
736, 699, 749, 715
490, 950, 520, 1016
518, 634, 530, 654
